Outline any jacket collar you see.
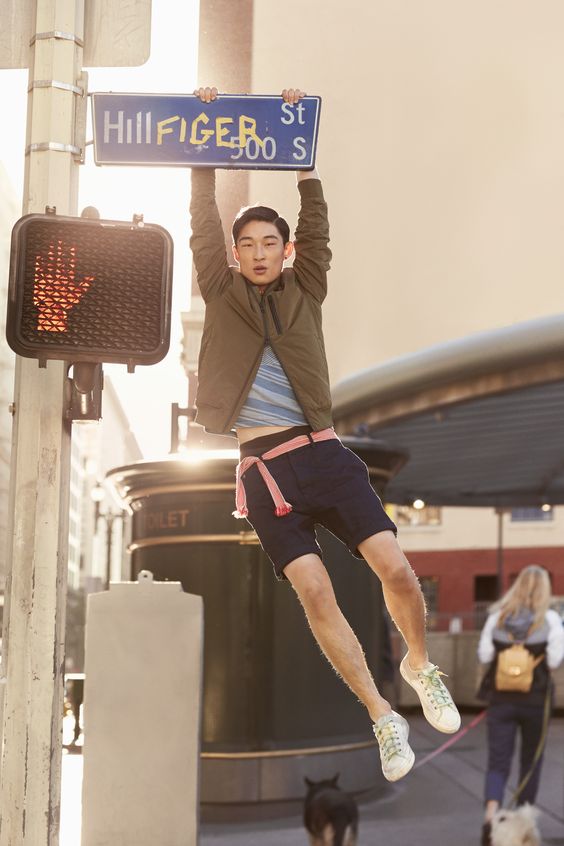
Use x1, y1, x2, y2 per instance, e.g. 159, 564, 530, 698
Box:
246, 275, 283, 300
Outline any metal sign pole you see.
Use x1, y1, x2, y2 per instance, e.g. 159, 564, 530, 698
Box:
0, 0, 84, 841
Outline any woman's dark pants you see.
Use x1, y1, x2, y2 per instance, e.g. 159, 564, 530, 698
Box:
485, 702, 546, 805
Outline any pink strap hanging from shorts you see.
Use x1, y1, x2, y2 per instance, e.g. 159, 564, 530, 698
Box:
233, 428, 339, 518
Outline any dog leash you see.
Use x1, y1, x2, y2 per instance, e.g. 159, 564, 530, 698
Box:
508, 679, 552, 808
411, 689, 553, 811
412, 710, 486, 770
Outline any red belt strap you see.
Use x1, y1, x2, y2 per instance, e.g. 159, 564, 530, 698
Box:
233, 428, 339, 518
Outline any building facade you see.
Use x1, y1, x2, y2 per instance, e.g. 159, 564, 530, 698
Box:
76, 376, 143, 593
182, 0, 564, 626
394, 503, 564, 629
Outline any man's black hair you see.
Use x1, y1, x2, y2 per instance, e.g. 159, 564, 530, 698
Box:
232, 204, 290, 245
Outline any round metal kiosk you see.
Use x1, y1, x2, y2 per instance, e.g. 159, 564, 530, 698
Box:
107, 439, 407, 808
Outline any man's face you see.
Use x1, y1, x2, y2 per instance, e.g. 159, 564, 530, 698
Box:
233, 220, 293, 288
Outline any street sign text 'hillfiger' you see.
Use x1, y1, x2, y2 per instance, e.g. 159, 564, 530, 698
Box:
92, 93, 321, 169
6, 213, 173, 370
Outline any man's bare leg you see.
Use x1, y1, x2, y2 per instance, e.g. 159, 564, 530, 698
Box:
359, 529, 460, 733
358, 530, 428, 670
284, 553, 391, 722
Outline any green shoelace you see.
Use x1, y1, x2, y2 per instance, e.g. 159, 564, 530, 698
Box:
418, 665, 454, 710
375, 721, 404, 762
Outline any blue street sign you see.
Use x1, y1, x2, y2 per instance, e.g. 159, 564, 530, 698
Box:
91, 93, 321, 170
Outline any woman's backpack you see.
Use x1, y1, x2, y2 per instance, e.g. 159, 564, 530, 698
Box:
495, 639, 544, 693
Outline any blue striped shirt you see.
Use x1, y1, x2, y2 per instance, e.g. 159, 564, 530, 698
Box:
235, 344, 307, 427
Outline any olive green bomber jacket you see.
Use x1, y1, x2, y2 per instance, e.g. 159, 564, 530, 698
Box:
189, 168, 333, 435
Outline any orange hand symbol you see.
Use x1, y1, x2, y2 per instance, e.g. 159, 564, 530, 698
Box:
33, 239, 95, 332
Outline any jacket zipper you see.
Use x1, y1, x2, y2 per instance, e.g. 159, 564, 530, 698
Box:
228, 292, 308, 431
226, 342, 265, 431
225, 294, 269, 429
259, 296, 270, 344
264, 294, 311, 425
267, 296, 282, 335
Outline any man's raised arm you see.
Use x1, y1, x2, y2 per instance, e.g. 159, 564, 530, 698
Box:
280, 88, 331, 302
282, 89, 320, 184
292, 171, 331, 303
189, 87, 231, 302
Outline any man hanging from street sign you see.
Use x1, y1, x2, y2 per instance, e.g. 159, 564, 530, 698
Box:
189, 86, 461, 782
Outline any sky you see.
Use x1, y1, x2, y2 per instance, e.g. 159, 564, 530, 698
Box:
1, 0, 199, 457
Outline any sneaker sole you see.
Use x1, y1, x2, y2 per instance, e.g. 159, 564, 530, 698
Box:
399, 660, 461, 734
377, 712, 416, 782
384, 746, 415, 782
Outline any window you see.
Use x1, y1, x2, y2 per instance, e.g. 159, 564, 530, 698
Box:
510, 506, 553, 523
474, 575, 498, 604
396, 504, 442, 527
474, 575, 498, 628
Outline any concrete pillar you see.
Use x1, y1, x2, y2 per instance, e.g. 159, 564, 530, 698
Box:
81, 571, 203, 846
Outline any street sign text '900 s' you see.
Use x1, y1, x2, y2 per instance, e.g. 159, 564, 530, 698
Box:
91, 93, 321, 170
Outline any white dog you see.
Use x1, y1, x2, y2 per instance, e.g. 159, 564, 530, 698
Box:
490, 804, 541, 846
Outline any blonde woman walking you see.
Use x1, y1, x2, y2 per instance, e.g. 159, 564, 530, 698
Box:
477, 565, 564, 842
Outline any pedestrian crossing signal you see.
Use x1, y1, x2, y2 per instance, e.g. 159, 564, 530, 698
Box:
6, 212, 173, 370
33, 237, 95, 334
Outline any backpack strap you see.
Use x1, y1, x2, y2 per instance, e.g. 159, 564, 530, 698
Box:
503, 619, 541, 645
501, 623, 545, 665
522, 621, 546, 665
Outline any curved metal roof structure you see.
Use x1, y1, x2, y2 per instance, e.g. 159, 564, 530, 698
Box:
331, 314, 564, 507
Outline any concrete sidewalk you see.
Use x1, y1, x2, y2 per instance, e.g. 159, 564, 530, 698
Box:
198, 712, 564, 846
61, 712, 564, 845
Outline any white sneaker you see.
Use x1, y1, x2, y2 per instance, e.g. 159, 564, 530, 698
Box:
373, 710, 415, 782
400, 655, 461, 733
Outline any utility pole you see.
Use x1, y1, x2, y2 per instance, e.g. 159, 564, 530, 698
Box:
495, 507, 505, 599
0, 0, 84, 842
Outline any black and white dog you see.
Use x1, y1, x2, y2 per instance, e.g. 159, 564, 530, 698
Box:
303, 774, 358, 846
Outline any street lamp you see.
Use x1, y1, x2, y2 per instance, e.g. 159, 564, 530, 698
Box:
90, 482, 105, 516
90, 484, 124, 590
494, 507, 506, 599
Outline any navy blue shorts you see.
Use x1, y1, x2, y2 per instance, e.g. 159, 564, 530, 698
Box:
239, 429, 397, 580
